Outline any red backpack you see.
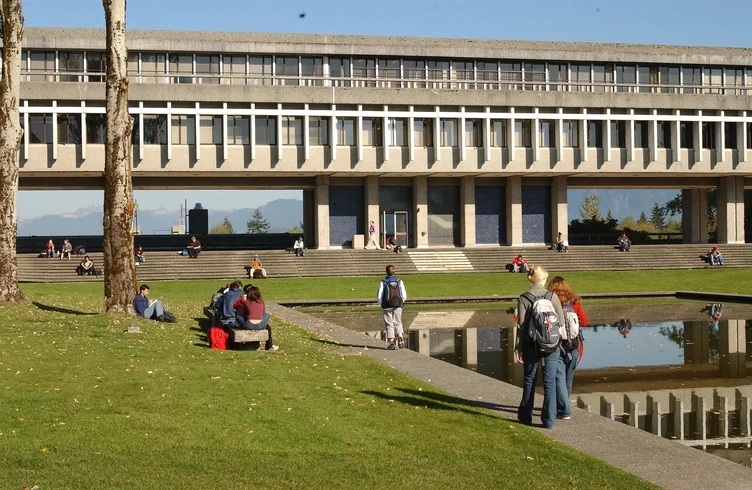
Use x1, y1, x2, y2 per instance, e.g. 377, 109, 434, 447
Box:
209, 326, 229, 350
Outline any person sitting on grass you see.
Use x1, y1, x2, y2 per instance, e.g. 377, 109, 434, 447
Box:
60, 239, 73, 260
707, 246, 724, 266
511, 254, 529, 273
234, 285, 279, 352
76, 255, 95, 276
187, 236, 202, 258
133, 284, 167, 321
618, 232, 631, 252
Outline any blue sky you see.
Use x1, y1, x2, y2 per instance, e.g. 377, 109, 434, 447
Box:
17, 0, 750, 220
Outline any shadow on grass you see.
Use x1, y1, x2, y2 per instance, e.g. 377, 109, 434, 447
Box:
361, 389, 514, 420
310, 337, 388, 351
33, 301, 97, 316
192, 317, 211, 348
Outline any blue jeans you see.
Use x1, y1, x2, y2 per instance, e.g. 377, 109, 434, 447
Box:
234, 313, 273, 350
557, 348, 578, 417
518, 346, 564, 428
142, 300, 165, 320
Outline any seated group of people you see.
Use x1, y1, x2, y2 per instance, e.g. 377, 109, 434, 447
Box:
707, 246, 724, 266
43, 239, 83, 259
212, 281, 278, 351
385, 236, 403, 253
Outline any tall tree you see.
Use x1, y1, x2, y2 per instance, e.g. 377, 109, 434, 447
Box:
210, 217, 235, 234
578, 194, 603, 222
650, 202, 666, 231
0, 0, 25, 302
637, 211, 649, 227
102, 0, 136, 314
246, 209, 270, 234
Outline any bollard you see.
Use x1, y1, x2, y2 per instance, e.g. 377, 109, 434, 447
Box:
669, 393, 684, 440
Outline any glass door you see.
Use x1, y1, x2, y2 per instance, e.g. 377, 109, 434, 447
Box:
382, 211, 409, 248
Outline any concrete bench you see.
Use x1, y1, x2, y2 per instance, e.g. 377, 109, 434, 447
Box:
231, 328, 269, 344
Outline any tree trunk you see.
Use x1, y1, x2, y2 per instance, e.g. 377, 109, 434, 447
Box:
0, 0, 26, 303
103, 0, 136, 314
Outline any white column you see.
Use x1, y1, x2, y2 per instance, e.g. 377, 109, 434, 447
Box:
532, 108, 540, 162
551, 176, 568, 240
414, 176, 429, 248
139, 102, 145, 161
331, 105, 337, 163
22, 101, 29, 160
717, 111, 725, 163
249, 103, 256, 161
315, 175, 330, 249
717, 176, 745, 244
459, 106, 466, 162
383, 104, 389, 161
80, 101, 87, 161
672, 110, 681, 164
506, 176, 523, 246
357, 107, 363, 162
739, 112, 747, 163
460, 176, 475, 247
508, 108, 516, 162
166, 102, 172, 161
408, 105, 415, 162
222, 102, 228, 162
193, 102, 199, 161
276, 103, 283, 163
694, 110, 703, 163
603, 108, 611, 162
365, 175, 380, 248
580, 108, 588, 162
304, 103, 310, 161
434, 106, 441, 162
555, 108, 563, 162
649, 109, 658, 162
627, 109, 635, 162
484, 107, 491, 162
52, 100, 58, 161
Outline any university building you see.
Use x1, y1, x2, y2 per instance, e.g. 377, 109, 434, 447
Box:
14, 28, 752, 247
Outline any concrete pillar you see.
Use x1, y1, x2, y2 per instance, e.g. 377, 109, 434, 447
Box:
580, 108, 588, 162
691, 392, 707, 440
408, 105, 415, 162
434, 107, 441, 163
462, 328, 478, 366
413, 176, 428, 248
484, 107, 491, 162
508, 108, 516, 162
603, 109, 611, 162
365, 175, 380, 248
555, 108, 564, 162
314, 176, 330, 249
672, 110, 681, 163
669, 393, 684, 440
736, 390, 751, 437
627, 110, 635, 162
459, 107, 466, 162
717, 176, 745, 244
682, 189, 708, 244
460, 176, 476, 247
302, 189, 315, 247
693, 113, 703, 163
551, 176, 568, 242
649, 109, 658, 162
506, 176, 523, 246
416, 329, 430, 356
737, 113, 747, 163
683, 321, 710, 365
717, 112, 725, 163
532, 109, 540, 162
720, 319, 746, 378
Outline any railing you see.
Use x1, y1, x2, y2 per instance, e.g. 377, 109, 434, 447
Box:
20, 69, 752, 95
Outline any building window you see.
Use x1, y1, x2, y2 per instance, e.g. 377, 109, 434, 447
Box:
352, 58, 376, 87
169, 54, 194, 84
725, 122, 737, 149
388, 118, 407, 147
539, 120, 555, 148
329, 57, 351, 87
747, 122, 752, 149
255, 116, 277, 145
275, 56, 299, 86
477, 61, 498, 90
222, 55, 246, 85
86, 114, 106, 144
131, 116, 140, 145
593, 64, 614, 93
127, 52, 139, 78
524, 63, 545, 90
563, 121, 578, 147
86, 52, 106, 82
308, 117, 329, 146
464, 120, 483, 148
610, 121, 626, 148
491, 120, 507, 147
514, 120, 532, 148
658, 121, 671, 149
141, 53, 166, 83
57, 51, 83, 82
428, 60, 450, 89
501, 63, 522, 90
57, 114, 81, 144
172, 115, 196, 145
27, 51, 55, 82
659, 66, 680, 94
440, 119, 458, 147
378, 58, 400, 88
634, 121, 649, 149
571, 64, 590, 92
414, 118, 434, 147
301, 57, 324, 86
335, 117, 357, 146
453, 60, 475, 89
199, 115, 222, 144
587, 121, 602, 148
702, 67, 723, 94
615, 65, 636, 92
725, 68, 744, 95
636, 66, 651, 93
682, 67, 702, 94
548, 63, 567, 91
360, 118, 379, 146
281, 116, 303, 145
29, 114, 53, 143
249, 56, 273, 85
403, 59, 427, 88
227, 115, 250, 145
680, 122, 694, 149
195, 55, 219, 85
142, 115, 168, 144
702, 122, 716, 149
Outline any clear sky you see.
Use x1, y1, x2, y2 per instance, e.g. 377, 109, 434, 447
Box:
17, 0, 752, 219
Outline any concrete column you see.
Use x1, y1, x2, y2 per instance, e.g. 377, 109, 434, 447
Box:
330, 107, 337, 163
555, 108, 563, 162
462, 328, 478, 366
737, 112, 747, 163
506, 176, 523, 246
365, 175, 380, 248
383, 105, 390, 162
459, 107, 466, 162
717, 112, 725, 163
303, 104, 310, 161
532, 109, 540, 162
357, 113, 363, 162
222, 102, 228, 162
484, 107, 491, 162
277, 103, 283, 163
460, 176, 476, 247
682, 189, 708, 244
649, 109, 658, 162
603, 110, 611, 162
717, 176, 745, 244
416, 329, 430, 356
720, 319, 746, 378
408, 105, 415, 162
434, 107, 441, 163
302, 189, 315, 247
314, 175, 330, 249
551, 176, 568, 241
250, 103, 256, 161
413, 176, 429, 248
683, 321, 710, 365
580, 109, 588, 162
508, 108, 516, 162
672, 110, 681, 164
693, 112, 703, 163
627, 110, 635, 162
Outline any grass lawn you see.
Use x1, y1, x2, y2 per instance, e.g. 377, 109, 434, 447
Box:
0, 283, 657, 489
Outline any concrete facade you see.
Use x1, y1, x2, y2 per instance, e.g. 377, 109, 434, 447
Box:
14, 28, 752, 246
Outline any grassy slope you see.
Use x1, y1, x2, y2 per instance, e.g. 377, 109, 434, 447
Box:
0, 283, 657, 489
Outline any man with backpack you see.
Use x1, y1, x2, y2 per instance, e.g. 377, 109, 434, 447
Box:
133, 284, 177, 323
376, 264, 407, 350
514, 266, 567, 429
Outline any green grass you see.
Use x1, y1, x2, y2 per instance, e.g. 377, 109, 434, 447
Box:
0, 283, 658, 489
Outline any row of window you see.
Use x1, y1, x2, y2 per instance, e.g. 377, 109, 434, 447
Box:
26, 114, 752, 150
19, 50, 752, 93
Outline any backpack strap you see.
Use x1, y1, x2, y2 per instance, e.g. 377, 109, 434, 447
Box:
562, 300, 572, 341
520, 292, 539, 328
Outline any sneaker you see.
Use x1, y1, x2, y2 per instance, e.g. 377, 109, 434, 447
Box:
387, 342, 396, 350
557, 415, 571, 420
267, 345, 279, 352
397, 337, 405, 349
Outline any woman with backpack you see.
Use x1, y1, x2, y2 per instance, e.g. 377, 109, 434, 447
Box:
515, 265, 567, 429
547, 276, 589, 420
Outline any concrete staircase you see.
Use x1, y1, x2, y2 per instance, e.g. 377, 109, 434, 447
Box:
16, 244, 752, 283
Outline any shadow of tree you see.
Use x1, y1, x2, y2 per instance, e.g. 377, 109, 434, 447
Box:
394, 387, 523, 415
361, 389, 513, 420
33, 302, 97, 316
310, 337, 388, 351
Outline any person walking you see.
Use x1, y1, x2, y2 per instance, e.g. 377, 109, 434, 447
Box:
515, 265, 567, 429
377, 264, 407, 350
547, 276, 589, 420
366, 220, 379, 249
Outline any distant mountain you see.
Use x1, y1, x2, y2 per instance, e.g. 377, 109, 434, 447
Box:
18, 198, 303, 236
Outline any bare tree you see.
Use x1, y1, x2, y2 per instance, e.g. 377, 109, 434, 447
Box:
0, 0, 25, 302
102, 0, 136, 314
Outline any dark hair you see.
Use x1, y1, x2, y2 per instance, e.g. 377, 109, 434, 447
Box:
231, 280, 243, 289
385, 264, 395, 275
139, 284, 149, 292
243, 284, 253, 295
247, 286, 262, 302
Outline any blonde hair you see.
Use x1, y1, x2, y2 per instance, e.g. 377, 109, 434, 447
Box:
527, 265, 548, 286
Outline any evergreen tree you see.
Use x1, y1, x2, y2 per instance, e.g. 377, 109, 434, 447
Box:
620, 216, 637, 230
650, 202, 666, 230
605, 209, 614, 222
579, 194, 603, 221
637, 211, 649, 227
246, 209, 270, 234
211, 217, 235, 234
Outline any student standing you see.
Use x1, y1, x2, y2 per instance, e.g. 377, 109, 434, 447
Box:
376, 264, 407, 350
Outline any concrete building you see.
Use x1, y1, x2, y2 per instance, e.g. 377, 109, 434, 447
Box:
13, 28, 752, 247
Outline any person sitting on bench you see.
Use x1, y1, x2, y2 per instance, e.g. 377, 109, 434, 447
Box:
214, 280, 243, 326
234, 285, 278, 352
76, 255, 96, 275
250, 255, 267, 278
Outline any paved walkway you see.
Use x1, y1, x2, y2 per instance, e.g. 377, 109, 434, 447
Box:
269, 303, 752, 490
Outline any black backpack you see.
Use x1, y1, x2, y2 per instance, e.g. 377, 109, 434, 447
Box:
157, 311, 177, 323
384, 279, 402, 308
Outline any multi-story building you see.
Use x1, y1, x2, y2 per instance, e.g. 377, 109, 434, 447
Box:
15, 28, 751, 247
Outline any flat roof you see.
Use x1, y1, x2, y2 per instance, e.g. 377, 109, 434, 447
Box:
16, 27, 752, 65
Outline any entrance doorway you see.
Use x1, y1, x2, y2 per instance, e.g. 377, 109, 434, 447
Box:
382, 211, 409, 248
